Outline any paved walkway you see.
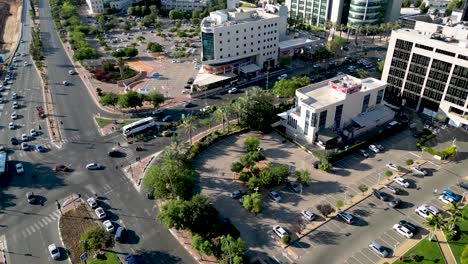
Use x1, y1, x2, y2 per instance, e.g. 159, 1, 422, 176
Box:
435, 230, 456, 264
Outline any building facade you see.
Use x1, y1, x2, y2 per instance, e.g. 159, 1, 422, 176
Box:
86, 0, 134, 14
280, 75, 391, 145
348, 0, 402, 25
161, 0, 208, 11
382, 22, 468, 127
86, 0, 104, 14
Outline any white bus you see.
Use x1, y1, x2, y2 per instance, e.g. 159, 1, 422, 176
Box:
122, 117, 156, 137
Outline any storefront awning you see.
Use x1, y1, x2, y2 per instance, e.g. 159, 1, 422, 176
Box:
240, 64, 261, 74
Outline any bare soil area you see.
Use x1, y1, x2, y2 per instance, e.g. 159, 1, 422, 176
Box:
0, 0, 21, 54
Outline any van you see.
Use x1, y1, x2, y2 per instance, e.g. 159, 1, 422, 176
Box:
115, 226, 125, 242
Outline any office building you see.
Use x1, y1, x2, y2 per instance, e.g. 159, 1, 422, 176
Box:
381, 21, 468, 127
161, 0, 208, 11
86, 0, 134, 14
279, 75, 393, 147
348, 0, 402, 25
86, 0, 104, 14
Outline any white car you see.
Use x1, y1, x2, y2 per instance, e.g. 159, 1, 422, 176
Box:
8, 122, 15, 129
272, 225, 288, 238
10, 112, 17, 120
277, 74, 287, 80
87, 197, 98, 208
412, 166, 427, 176
368, 144, 380, 153
12, 93, 18, 99
68, 70, 75, 75
21, 142, 29, 150
48, 244, 61, 260
200, 105, 211, 113
393, 224, 414, 238
415, 204, 439, 218
228, 88, 238, 94
422, 204, 440, 216
86, 163, 103, 170
94, 207, 106, 219
30, 129, 38, 137
386, 163, 398, 171
12, 101, 19, 109
23, 61, 28, 66
21, 133, 29, 141
438, 195, 452, 204
15, 163, 24, 174
301, 210, 316, 221
394, 177, 410, 188
103, 220, 115, 232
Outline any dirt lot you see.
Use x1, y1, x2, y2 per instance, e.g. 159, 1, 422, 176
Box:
0, 0, 21, 55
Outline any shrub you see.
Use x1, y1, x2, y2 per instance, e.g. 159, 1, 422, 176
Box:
239, 172, 251, 182
384, 170, 393, 177
318, 160, 332, 172
231, 161, 244, 173
250, 166, 260, 176
416, 134, 436, 148
406, 159, 414, 165
281, 235, 291, 244
316, 204, 335, 217
445, 229, 457, 241
358, 184, 368, 193
397, 165, 403, 172
244, 136, 260, 152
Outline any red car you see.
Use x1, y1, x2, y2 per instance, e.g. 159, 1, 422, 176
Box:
54, 165, 70, 172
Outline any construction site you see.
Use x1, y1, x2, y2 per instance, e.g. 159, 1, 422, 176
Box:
0, 0, 21, 65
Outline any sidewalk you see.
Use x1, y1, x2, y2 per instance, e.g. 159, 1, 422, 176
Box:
122, 152, 160, 191
435, 230, 456, 264
0, 236, 6, 264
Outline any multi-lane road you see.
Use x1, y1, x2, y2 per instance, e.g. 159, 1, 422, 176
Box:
0, 0, 195, 263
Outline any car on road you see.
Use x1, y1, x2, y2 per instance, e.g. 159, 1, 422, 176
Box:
15, 163, 25, 174
438, 195, 452, 204
10, 112, 17, 120
62, 81, 70, 86
399, 220, 418, 234
277, 74, 287, 80
181, 89, 190, 94
54, 164, 70, 172
386, 163, 398, 171
388, 198, 401, 208
10, 137, 18, 145
411, 166, 428, 176
48, 244, 61, 260
337, 211, 354, 224
230, 190, 246, 199
272, 225, 288, 238
125, 254, 138, 264
23, 61, 28, 66
12, 101, 19, 109
68, 70, 75, 75
26, 192, 36, 204
30, 129, 38, 137
394, 177, 410, 188
187, 78, 194, 84
228, 88, 238, 94
359, 149, 369, 158
87, 197, 98, 208
268, 191, 282, 202
161, 130, 173, 137
103, 220, 115, 232
286, 182, 300, 193
200, 105, 211, 113
369, 241, 389, 257
8, 122, 15, 129
368, 144, 380, 153
442, 189, 461, 202
301, 210, 316, 221
21, 142, 30, 150
372, 188, 390, 201
383, 185, 401, 195
95, 207, 106, 220
182, 102, 194, 108
86, 163, 104, 170
393, 224, 413, 238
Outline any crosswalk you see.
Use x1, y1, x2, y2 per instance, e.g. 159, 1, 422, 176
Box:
8, 211, 61, 244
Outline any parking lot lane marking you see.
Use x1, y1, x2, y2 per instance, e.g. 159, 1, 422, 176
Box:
26, 226, 33, 235
381, 232, 401, 244
361, 248, 381, 263
41, 218, 49, 226
33, 223, 40, 231
347, 256, 364, 264
52, 211, 61, 218
354, 251, 373, 264
375, 237, 393, 249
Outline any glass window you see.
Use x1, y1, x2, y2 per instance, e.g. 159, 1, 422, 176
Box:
361, 94, 370, 113
334, 105, 343, 128
376, 90, 384, 104
318, 110, 327, 129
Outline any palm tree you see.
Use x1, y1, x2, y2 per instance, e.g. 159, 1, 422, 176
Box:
214, 106, 227, 132
385, 22, 393, 41
426, 214, 446, 241
346, 24, 353, 42
446, 202, 464, 230
116, 57, 125, 79
378, 23, 386, 42
338, 24, 345, 38
371, 25, 377, 43
180, 114, 196, 145
354, 25, 362, 46
230, 100, 242, 124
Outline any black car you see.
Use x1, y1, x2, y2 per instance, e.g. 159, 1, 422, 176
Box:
372, 188, 389, 201
359, 149, 369, 158
286, 182, 300, 193
187, 78, 194, 84
26, 192, 37, 204
230, 190, 246, 199
10, 137, 19, 145
399, 220, 418, 233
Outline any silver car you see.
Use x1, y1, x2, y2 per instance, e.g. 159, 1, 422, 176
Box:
369, 241, 389, 257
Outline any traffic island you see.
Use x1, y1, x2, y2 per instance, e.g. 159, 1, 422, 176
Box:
58, 197, 98, 264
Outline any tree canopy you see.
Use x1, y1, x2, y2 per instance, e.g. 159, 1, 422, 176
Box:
118, 90, 145, 109
237, 88, 275, 132
273, 76, 310, 98
80, 226, 114, 252
147, 42, 164, 52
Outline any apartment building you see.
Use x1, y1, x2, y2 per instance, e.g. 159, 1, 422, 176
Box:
161, 0, 208, 11
280, 75, 393, 147
86, 0, 104, 14
382, 21, 468, 127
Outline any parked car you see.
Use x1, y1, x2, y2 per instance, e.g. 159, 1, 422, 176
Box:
48, 244, 61, 260
412, 166, 428, 175
458, 181, 468, 190
301, 210, 316, 221
68, 70, 75, 75
368, 144, 380, 153
399, 220, 418, 234
438, 195, 452, 204
125, 254, 139, 264
393, 224, 414, 238
337, 211, 354, 224
442, 189, 461, 202
30, 129, 38, 137
11, 137, 18, 145
86, 163, 104, 170
388, 198, 401, 208
62, 80, 69, 86
12, 101, 19, 109
115, 226, 125, 242
394, 177, 410, 188
268, 191, 282, 202
21, 133, 29, 141
108, 150, 123, 157
286, 182, 300, 193
375, 144, 385, 151
416, 204, 439, 218
359, 149, 369, 158
231, 190, 246, 199
386, 163, 398, 171
10, 112, 17, 120
369, 242, 389, 257
228, 88, 238, 94
15, 163, 24, 174
95, 207, 106, 220
383, 185, 401, 194
277, 74, 287, 80
272, 225, 288, 238
26, 192, 36, 204
372, 188, 390, 201
103, 220, 115, 232
54, 164, 70, 172
8, 122, 15, 129
21, 142, 30, 150
87, 197, 98, 208
162, 115, 173, 122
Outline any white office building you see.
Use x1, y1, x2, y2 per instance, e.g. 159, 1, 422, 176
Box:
86, 0, 104, 14
280, 75, 393, 147
381, 21, 468, 127
161, 0, 208, 11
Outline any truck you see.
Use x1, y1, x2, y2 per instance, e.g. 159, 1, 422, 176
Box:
36, 106, 45, 118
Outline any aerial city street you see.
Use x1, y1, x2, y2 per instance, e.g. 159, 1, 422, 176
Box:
0, 0, 467, 263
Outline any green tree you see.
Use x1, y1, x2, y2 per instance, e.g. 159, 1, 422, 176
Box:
354, 69, 370, 78
336, 199, 344, 210
146, 91, 165, 108
376, 61, 385, 76
446, 0, 463, 15
231, 161, 244, 173
237, 88, 275, 132
118, 90, 145, 109
419, 2, 430, 13
251, 192, 262, 214
244, 136, 260, 152
99, 92, 120, 108
414, 0, 422, 7
147, 42, 164, 52
426, 214, 446, 241
180, 114, 196, 145
116, 57, 125, 79
136, 35, 145, 42
97, 15, 106, 31
246, 176, 262, 191
73, 47, 99, 61
214, 106, 228, 132
80, 226, 114, 252
295, 169, 310, 186
318, 159, 332, 172
220, 235, 246, 264
461, 244, 468, 264
273, 76, 310, 98
169, 9, 185, 20
191, 234, 214, 259
124, 47, 138, 57
268, 163, 289, 184
402, 0, 410, 7
61, 2, 77, 19
149, 5, 159, 17
192, 9, 202, 19
141, 15, 155, 27
127, 6, 135, 16
327, 36, 346, 53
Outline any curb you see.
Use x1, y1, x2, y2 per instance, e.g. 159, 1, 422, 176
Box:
0, 235, 7, 264
168, 229, 204, 264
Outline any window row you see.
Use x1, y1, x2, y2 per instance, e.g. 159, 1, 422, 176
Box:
218, 24, 278, 36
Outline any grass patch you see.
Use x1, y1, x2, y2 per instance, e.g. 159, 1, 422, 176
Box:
89, 252, 120, 264
59, 203, 98, 264
393, 237, 444, 264
95, 117, 114, 128
448, 206, 468, 263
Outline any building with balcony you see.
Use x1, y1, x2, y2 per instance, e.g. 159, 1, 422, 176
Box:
161, 0, 208, 11
381, 21, 468, 127
279, 75, 393, 147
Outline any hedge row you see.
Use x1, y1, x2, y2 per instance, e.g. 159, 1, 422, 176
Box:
416, 134, 436, 148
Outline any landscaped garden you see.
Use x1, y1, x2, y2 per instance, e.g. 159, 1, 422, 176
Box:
393, 237, 444, 264
88, 61, 138, 83
447, 205, 468, 263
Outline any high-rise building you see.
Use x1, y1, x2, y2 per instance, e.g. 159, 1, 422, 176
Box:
382, 21, 468, 127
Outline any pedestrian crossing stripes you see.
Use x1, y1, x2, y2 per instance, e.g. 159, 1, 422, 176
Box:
12, 211, 61, 242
